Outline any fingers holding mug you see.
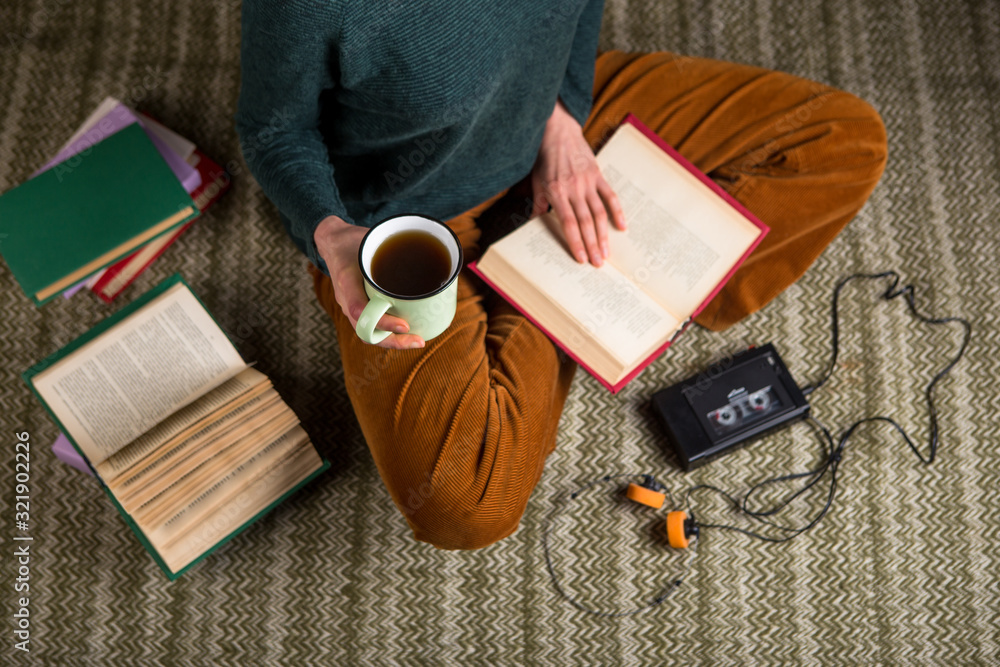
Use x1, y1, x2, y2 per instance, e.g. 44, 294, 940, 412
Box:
355, 215, 463, 347
355, 296, 424, 349
339, 270, 421, 349
325, 254, 416, 349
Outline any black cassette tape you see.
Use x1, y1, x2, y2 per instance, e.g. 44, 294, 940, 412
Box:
651, 343, 809, 470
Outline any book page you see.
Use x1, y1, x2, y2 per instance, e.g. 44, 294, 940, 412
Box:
142, 427, 311, 546
115, 392, 289, 511
599, 123, 762, 318
476, 119, 764, 389
31, 282, 247, 465
155, 438, 322, 574
139, 112, 197, 161
484, 215, 680, 361
97, 367, 270, 482
109, 390, 282, 498
130, 407, 299, 526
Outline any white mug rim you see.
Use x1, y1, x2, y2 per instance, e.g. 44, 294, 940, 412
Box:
357, 214, 463, 300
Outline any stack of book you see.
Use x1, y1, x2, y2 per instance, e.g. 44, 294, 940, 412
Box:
7, 98, 323, 579
0, 96, 230, 305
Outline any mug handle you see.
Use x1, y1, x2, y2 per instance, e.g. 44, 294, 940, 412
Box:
355, 296, 393, 344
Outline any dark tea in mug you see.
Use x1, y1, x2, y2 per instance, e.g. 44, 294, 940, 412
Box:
370, 230, 452, 297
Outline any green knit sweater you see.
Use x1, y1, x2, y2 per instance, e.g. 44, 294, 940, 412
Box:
235, 0, 604, 272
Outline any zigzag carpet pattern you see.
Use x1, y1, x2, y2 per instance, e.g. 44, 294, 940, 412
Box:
1, 0, 998, 663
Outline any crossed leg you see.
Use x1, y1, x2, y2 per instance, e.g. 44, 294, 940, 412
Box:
311, 50, 887, 549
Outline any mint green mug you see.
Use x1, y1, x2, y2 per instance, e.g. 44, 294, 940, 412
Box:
355, 215, 463, 344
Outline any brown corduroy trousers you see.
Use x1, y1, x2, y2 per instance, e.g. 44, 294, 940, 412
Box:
310, 51, 888, 549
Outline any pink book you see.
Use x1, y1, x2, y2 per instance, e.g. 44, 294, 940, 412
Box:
470, 114, 768, 393
52, 432, 94, 475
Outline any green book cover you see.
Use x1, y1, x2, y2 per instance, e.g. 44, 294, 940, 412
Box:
23, 274, 330, 579
0, 124, 198, 305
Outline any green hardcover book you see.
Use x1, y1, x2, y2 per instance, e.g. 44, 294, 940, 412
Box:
0, 124, 198, 305
23, 274, 329, 579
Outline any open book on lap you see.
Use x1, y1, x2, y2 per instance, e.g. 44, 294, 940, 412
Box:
470, 115, 768, 392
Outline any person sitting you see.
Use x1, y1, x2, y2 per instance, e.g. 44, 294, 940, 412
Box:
235, 0, 887, 550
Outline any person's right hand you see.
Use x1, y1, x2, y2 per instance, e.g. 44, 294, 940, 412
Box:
313, 215, 425, 350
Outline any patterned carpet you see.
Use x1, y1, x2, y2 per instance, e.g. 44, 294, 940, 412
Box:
1, 0, 998, 664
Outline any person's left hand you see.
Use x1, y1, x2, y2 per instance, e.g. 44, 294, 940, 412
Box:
530, 100, 626, 267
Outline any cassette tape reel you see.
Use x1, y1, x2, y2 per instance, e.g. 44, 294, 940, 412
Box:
707, 386, 779, 436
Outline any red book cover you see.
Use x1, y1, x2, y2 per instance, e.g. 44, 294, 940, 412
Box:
90, 148, 230, 302
470, 114, 768, 393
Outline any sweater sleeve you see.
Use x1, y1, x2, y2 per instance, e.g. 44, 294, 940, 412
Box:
234, 0, 348, 272
557, 0, 605, 126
